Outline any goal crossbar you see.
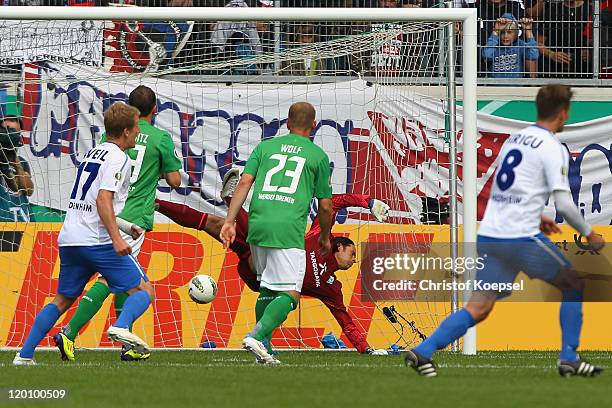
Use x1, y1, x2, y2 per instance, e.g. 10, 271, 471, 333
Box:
0, 6, 476, 22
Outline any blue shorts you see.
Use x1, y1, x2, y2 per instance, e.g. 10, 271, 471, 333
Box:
476, 232, 572, 298
58, 244, 148, 299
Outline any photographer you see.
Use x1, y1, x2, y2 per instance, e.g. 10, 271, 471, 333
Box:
0, 101, 34, 222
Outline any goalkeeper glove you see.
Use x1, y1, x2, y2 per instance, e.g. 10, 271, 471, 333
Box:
369, 199, 390, 223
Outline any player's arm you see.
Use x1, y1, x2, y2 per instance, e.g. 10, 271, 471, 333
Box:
221, 173, 255, 248
545, 147, 605, 250
97, 190, 131, 256
160, 134, 182, 189
221, 143, 260, 247
540, 214, 562, 235
317, 199, 333, 255
314, 155, 333, 254
163, 171, 181, 189
330, 194, 388, 222
97, 154, 132, 256
331, 193, 371, 212
322, 298, 377, 354
309, 194, 364, 236
309, 194, 389, 236
553, 190, 604, 249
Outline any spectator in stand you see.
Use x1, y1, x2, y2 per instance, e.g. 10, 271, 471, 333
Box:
281, 24, 326, 76
255, 0, 274, 74
210, 0, 263, 68
584, 0, 612, 78
452, 0, 475, 7
533, 0, 592, 78
477, 0, 530, 75
367, 0, 405, 76
482, 15, 539, 78
227, 31, 259, 75
4, 0, 106, 4
401, 0, 439, 75
402, 0, 421, 8
478, 0, 530, 43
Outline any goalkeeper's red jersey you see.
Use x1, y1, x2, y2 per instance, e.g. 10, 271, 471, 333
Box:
235, 193, 372, 353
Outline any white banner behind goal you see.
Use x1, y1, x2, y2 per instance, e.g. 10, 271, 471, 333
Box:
1, 7, 480, 352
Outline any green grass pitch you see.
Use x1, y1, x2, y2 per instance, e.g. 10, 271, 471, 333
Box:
1, 350, 610, 407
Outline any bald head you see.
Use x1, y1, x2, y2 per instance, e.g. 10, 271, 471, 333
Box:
287, 102, 316, 136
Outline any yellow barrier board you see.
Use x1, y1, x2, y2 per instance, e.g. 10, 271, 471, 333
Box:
0, 223, 610, 350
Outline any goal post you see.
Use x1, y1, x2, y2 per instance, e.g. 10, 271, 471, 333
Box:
0, 6, 478, 354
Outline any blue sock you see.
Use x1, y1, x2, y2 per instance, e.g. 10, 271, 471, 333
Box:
414, 308, 476, 360
560, 289, 583, 362
20, 304, 61, 359
114, 291, 151, 329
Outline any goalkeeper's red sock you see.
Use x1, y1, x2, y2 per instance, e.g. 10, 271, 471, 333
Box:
156, 199, 208, 230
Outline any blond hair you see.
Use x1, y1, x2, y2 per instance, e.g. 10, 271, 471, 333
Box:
104, 102, 140, 139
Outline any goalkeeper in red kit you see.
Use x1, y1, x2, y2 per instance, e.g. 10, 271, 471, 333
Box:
156, 168, 391, 355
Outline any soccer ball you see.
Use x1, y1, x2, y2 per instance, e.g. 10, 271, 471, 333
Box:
188, 274, 217, 304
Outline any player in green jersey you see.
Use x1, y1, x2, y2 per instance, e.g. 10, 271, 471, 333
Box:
221, 102, 333, 364
54, 86, 182, 362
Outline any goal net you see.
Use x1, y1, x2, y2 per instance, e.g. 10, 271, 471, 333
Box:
0, 6, 478, 352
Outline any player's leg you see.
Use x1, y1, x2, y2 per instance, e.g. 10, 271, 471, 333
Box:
113, 290, 152, 361
254, 286, 278, 356
107, 278, 155, 355
155, 198, 221, 234
156, 198, 254, 261
251, 248, 302, 343
95, 245, 154, 354
55, 276, 110, 362
406, 236, 513, 376
406, 291, 495, 376
60, 278, 110, 345
14, 294, 77, 365
154, 168, 239, 237
116, 235, 145, 330
236, 256, 277, 356
242, 246, 276, 363
56, 231, 146, 361
15, 246, 91, 365
220, 167, 253, 258
524, 233, 602, 377
111, 232, 151, 361
243, 246, 305, 364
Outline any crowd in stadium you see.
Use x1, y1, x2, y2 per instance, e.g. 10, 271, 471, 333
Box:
1, 1, 610, 78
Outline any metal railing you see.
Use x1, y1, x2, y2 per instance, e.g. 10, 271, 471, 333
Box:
0, 1, 611, 86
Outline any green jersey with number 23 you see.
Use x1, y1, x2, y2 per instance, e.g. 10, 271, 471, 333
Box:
244, 133, 332, 249
100, 119, 182, 231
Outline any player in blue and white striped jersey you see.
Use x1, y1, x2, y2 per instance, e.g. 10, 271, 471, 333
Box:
406, 85, 605, 378
13, 103, 155, 365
